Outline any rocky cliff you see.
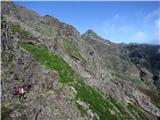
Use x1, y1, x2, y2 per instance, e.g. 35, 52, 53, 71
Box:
1, 1, 160, 120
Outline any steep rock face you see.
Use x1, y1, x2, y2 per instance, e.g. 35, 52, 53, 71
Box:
80, 29, 160, 117
42, 15, 80, 39
127, 44, 160, 89
1, 1, 160, 120
81, 30, 140, 81
1, 2, 39, 21
103, 79, 160, 117
58, 23, 80, 39
1, 16, 84, 120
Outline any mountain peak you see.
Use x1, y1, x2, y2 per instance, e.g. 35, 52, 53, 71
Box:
82, 29, 110, 43
86, 29, 96, 34
84, 29, 98, 36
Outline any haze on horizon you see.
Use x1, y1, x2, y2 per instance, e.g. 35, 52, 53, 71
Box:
14, 1, 160, 45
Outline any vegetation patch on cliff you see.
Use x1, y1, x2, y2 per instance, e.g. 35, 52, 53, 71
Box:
10, 24, 31, 38
20, 43, 75, 83
75, 80, 131, 120
61, 38, 83, 61
19, 42, 149, 120
127, 103, 149, 120
26, 20, 55, 37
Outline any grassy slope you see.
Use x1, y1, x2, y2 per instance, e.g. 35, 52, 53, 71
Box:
26, 20, 55, 37
75, 81, 130, 120
60, 37, 83, 61
10, 24, 31, 38
20, 43, 149, 120
127, 103, 149, 120
20, 43, 75, 83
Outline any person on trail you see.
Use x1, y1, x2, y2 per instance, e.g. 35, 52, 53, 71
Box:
12, 79, 33, 99
17, 87, 26, 99
12, 86, 26, 99
17, 86, 27, 99
18, 87, 24, 95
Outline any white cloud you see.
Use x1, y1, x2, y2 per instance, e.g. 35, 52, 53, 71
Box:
113, 14, 125, 22
92, 10, 159, 44
119, 26, 132, 33
101, 21, 115, 35
154, 19, 160, 44
131, 31, 148, 43
153, 32, 160, 45
141, 9, 160, 44
131, 31, 160, 45
155, 19, 160, 30
144, 8, 160, 22
102, 21, 132, 35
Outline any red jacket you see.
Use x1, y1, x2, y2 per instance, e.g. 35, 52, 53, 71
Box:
18, 88, 24, 95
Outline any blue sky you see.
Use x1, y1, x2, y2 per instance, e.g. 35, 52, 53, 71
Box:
14, 1, 160, 44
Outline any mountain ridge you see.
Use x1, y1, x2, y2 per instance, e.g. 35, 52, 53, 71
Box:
1, 1, 160, 120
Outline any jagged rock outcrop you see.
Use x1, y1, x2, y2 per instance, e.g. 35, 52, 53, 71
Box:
1, 1, 160, 120
1, 16, 85, 120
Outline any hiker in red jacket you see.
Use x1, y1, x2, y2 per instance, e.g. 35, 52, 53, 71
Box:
12, 79, 33, 99
12, 86, 25, 99
17, 87, 26, 99
18, 87, 24, 95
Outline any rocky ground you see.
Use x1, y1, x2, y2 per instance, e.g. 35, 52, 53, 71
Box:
1, 1, 160, 120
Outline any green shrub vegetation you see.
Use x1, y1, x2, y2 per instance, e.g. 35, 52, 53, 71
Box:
10, 24, 30, 38
19, 42, 149, 120
127, 103, 149, 120
20, 43, 75, 83
75, 80, 129, 120
26, 21, 55, 37
61, 38, 83, 61
131, 78, 144, 87
108, 95, 133, 120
